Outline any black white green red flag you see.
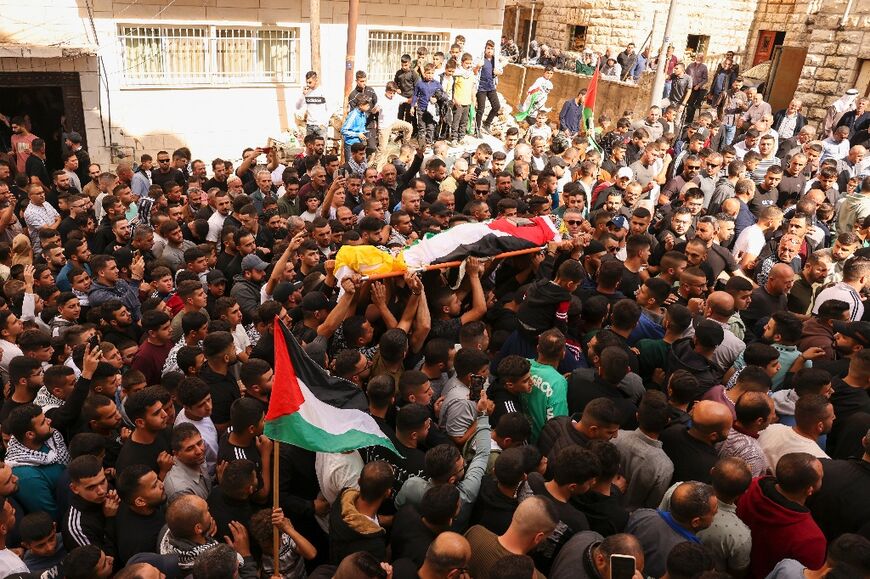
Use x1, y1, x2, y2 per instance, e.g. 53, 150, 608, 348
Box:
264, 319, 399, 455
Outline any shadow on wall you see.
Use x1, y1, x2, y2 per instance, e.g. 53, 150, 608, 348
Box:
499, 64, 656, 126
109, 127, 204, 168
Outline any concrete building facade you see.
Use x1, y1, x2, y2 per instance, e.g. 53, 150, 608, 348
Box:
0, 0, 505, 166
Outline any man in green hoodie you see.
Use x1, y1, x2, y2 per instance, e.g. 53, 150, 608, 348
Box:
837, 176, 870, 234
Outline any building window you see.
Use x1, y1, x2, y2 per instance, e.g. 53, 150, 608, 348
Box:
685, 35, 710, 58
366, 31, 449, 85
569, 25, 588, 51
118, 25, 300, 86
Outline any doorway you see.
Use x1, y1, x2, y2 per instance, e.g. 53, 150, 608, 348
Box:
0, 72, 87, 174
0, 86, 65, 171
752, 30, 786, 66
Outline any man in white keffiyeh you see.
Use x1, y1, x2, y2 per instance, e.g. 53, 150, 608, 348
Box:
824, 88, 859, 137
4, 404, 70, 519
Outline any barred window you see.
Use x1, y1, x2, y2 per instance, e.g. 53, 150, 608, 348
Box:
118, 25, 300, 86
366, 31, 450, 85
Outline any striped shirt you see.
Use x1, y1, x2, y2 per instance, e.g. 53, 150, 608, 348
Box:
813, 282, 864, 321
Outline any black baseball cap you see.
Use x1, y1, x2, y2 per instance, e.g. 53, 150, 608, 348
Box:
833, 321, 870, 347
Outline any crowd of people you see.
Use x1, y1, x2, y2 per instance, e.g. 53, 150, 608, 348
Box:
0, 32, 870, 579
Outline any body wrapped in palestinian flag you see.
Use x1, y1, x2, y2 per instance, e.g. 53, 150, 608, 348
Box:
333, 216, 558, 281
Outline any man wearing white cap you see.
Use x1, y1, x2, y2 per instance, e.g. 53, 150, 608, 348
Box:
824, 88, 859, 137
592, 166, 632, 210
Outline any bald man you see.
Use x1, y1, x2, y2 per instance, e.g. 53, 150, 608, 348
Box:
627, 481, 717, 578
411, 532, 471, 579
158, 494, 219, 569
465, 495, 556, 579
115, 161, 134, 186
741, 262, 794, 332
661, 400, 733, 485
658, 457, 752, 575
704, 291, 745, 369
551, 531, 644, 579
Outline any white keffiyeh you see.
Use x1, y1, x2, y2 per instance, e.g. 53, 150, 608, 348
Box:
33, 386, 64, 412
4, 430, 70, 468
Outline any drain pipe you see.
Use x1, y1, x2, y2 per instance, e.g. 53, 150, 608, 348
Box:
840, 0, 854, 27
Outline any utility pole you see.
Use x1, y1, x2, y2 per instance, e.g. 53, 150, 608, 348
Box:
310, 0, 321, 74
526, 0, 536, 60
650, 0, 677, 108
344, 0, 360, 102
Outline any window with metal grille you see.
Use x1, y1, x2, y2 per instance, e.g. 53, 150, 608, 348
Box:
118, 25, 300, 86
366, 31, 449, 85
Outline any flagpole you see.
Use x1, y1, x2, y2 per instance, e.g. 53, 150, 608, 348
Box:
272, 440, 280, 574
360, 245, 547, 281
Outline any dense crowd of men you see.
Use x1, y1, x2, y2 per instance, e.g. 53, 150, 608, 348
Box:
0, 34, 869, 579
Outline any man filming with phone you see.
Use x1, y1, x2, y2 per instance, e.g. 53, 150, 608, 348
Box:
439, 348, 494, 447
550, 532, 646, 579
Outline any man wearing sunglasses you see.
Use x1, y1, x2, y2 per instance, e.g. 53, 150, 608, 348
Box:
150, 151, 184, 193
663, 154, 702, 202
695, 152, 723, 207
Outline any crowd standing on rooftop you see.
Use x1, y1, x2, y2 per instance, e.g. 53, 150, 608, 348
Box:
0, 31, 869, 579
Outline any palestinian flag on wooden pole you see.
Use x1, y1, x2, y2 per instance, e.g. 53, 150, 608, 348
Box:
583, 64, 603, 154
264, 319, 400, 455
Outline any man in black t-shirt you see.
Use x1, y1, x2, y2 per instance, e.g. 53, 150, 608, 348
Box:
115, 387, 172, 478
364, 403, 428, 498
526, 445, 599, 574
198, 332, 239, 432
660, 400, 733, 484
748, 166, 783, 217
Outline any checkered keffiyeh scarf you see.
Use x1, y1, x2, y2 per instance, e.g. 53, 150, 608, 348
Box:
33, 386, 65, 412
346, 158, 368, 177
4, 430, 70, 468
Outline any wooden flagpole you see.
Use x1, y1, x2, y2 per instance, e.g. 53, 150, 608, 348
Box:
360, 245, 546, 282
272, 440, 280, 574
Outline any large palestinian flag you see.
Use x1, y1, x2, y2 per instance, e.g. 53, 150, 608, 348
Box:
583, 65, 603, 154
264, 319, 399, 454
333, 216, 558, 281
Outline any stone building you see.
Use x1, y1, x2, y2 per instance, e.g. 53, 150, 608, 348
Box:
505, 0, 870, 126
789, 0, 870, 123
0, 0, 504, 166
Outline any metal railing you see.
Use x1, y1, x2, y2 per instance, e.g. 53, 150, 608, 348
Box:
366, 30, 450, 85
118, 25, 300, 86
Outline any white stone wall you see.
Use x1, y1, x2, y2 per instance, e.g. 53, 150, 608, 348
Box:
0, 0, 505, 166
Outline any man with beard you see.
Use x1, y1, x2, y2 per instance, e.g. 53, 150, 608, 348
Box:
115, 387, 173, 477
151, 151, 185, 192
741, 263, 794, 333
789, 253, 832, 316
203, 158, 228, 192
689, 215, 738, 284
5, 404, 70, 519
57, 194, 89, 243
94, 215, 131, 256
164, 423, 211, 502
822, 232, 862, 284
115, 464, 167, 563
655, 208, 694, 263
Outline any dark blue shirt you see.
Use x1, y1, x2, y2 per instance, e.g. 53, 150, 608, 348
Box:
559, 99, 582, 133
734, 199, 756, 239
478, 57, 496, 92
